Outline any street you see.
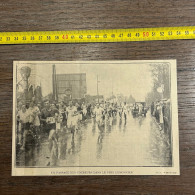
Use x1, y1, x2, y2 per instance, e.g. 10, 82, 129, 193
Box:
16, 112, 172, 167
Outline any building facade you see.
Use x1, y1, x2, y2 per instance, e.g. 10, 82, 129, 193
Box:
56, 73, 87, 102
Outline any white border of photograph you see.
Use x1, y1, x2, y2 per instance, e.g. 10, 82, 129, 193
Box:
12, 60, 179, 176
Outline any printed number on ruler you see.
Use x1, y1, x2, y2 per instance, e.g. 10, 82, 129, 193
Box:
0, 26, 194, 44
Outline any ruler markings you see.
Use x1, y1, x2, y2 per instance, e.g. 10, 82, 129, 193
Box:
0, 26, 194, 44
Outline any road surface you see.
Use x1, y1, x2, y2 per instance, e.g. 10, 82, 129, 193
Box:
16, 112, 172, 167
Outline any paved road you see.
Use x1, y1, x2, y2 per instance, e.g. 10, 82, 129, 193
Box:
16, 112, 172, 167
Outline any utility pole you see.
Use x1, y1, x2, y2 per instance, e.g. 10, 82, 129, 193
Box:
52, 64, 58, 102
111, 79, 114, 103
112, 79, 113, 96
55, 66, 58, 102
97, 75, 100, 103
52, 65, 55, 101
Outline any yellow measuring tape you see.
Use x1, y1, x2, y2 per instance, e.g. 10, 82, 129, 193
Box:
0, 26, 194, 44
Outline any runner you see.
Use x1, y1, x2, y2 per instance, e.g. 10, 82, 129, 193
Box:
40, 100, 58, 135
107, 103, 113, 126
28, 101, 41, 145
138, 103, 143, 116
118, 103, 123, 119
113, 103, 118, 117
40, 100, 59, 166
66, 101, 77, 138
94, 103, 104, 127
123, 102, 128, 122
53, 101, 70, 160
58, 101, 67, 128
75, 102, 82, 130
81, 102, 87, 120
18, 104, 30, 150
86, 104, 92, 118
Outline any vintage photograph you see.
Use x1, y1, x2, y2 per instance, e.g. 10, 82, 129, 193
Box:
12, 61, 179, 176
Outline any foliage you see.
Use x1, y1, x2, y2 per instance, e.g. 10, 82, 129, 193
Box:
146, 63, 170, 105
127, 95, 136, 104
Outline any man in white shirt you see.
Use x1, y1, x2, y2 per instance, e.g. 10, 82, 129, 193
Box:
82, 102, 87, 118
28, 101, 41, 144
18, 104, 30, 149
28, 101, 41, 127
66, 101, 77, 137
94, 104, 104, 126
123, 102, 128, 122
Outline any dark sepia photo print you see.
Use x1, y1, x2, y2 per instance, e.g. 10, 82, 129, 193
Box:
12, 60, 179, 176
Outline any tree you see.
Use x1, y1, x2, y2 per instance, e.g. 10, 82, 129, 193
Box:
146, 63, 170, 105
151, 63, 170, 98
128, 95, 136, 104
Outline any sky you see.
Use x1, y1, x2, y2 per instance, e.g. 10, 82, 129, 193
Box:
17, 62, 153, 102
